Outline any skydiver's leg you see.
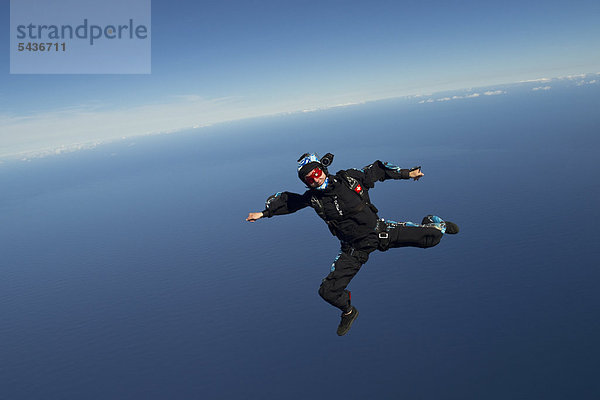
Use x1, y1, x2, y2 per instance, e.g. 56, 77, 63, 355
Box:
380, 217, 444, 249
318, 244, 372, 312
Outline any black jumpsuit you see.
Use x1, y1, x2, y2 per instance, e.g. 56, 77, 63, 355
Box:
261, 161, 445, 313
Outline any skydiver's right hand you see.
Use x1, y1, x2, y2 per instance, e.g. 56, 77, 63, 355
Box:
246, 212, 264, 222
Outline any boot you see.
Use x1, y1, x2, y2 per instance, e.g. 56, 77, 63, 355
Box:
337, 306, 359, 336
444, 220, 459, 234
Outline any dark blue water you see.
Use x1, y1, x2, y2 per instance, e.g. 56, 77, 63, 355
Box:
1, 82, 599, 399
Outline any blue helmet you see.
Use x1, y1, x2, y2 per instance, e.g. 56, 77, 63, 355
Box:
297, 152, 335, 182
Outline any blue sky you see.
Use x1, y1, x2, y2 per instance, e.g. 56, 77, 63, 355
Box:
1, 0, 599, 159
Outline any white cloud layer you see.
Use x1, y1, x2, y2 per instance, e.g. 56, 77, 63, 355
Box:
3, 72, 598, 161
417, 89, 504, 104
0, 94, 370, 160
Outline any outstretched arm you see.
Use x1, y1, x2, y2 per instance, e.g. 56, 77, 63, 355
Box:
346, 160, 424, 188
245, 191, 311, 222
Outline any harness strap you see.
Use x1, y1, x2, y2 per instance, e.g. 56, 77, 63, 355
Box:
311, 172, 379, 236
375, 219, 391, 251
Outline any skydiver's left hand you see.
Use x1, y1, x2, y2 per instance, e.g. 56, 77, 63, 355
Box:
409, 168, 424, 181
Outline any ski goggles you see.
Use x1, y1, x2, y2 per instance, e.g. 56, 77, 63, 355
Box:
304, 167, 323, 185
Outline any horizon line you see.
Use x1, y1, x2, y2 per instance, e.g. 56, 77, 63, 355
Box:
1, 71, 599, 163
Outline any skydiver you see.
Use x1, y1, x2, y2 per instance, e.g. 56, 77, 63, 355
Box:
246, 153, 459, 336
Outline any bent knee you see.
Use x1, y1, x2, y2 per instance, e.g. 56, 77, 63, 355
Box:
421, 232, 442, 248
318, 279, 338, 302
318, 280, 330, 300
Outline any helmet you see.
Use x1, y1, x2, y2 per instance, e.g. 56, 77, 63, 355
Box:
297, 152, 334, 182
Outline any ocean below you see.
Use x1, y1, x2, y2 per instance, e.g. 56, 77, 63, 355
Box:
1, 80, 599, 399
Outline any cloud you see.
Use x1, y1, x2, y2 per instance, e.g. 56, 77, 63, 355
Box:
418, 91, 484, 104
532, 86, 552, 91
417, 87, 508, 104
520, 73, 599, 86
483, 90, 506, 96
300, 101, 365, 113
520, 78, 552, 83
563, 73, 588, 80
576, 79, 598, 86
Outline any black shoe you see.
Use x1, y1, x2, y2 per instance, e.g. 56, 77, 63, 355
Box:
337, 306, 359, 336
444, 221, 459, 234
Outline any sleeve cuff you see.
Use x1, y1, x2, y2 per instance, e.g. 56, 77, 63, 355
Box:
262, 209, 272, 218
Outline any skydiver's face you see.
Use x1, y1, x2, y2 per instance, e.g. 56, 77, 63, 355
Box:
305, 167, 326, 187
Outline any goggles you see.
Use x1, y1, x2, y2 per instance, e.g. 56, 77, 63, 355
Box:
304, 167, 323, 185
